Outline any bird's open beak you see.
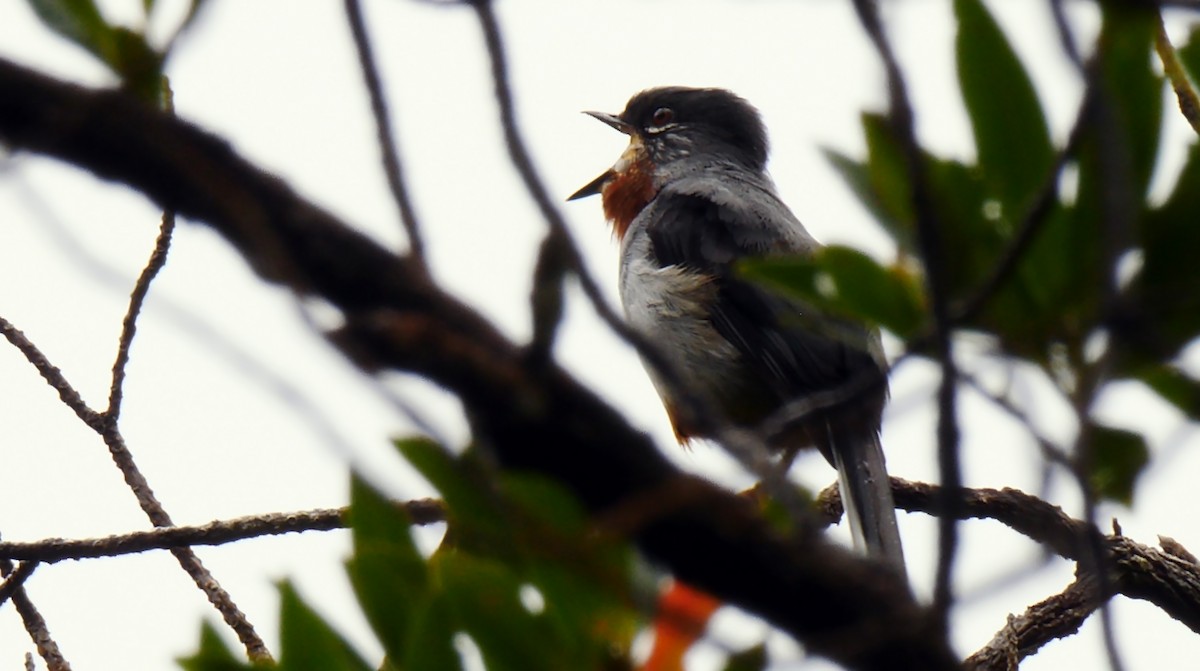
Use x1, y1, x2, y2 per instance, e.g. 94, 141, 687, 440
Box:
568, 169, 614, 201
582, 110, 634, 135
567, 111, 635, 201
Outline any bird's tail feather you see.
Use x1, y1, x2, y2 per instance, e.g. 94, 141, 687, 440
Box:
827, 423, 906, 577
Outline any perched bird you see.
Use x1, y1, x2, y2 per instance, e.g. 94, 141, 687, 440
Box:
568, 87, 905, 572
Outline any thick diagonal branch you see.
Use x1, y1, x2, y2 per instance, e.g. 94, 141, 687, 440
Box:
0, 57, 955, 671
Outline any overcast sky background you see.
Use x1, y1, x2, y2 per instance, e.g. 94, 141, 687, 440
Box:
1, 0, 1199, 669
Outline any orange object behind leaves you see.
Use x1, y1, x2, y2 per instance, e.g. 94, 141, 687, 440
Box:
640, 581, 722, 671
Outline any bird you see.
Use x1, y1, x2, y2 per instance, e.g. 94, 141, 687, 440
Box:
567, 86, 905, 573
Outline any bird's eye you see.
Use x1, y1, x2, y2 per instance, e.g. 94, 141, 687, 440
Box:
650, 107, 674, 128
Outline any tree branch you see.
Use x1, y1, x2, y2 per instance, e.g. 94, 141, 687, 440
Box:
0, 501, 444, 563
0, 56, 955, 671
820, 478, 1200, 656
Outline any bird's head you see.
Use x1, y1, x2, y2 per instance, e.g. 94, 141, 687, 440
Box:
568, 87, 768, 238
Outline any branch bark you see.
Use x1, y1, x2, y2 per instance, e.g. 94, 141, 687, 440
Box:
0, 57, 956, 671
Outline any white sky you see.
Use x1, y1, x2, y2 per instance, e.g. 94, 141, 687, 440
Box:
1, 0, 1198, 669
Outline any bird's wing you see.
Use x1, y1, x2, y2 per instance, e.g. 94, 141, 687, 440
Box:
641, 188, 882, 403
641, 186, 905, 574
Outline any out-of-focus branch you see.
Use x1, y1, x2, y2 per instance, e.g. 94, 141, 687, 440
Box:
468, 0, 812, 526
343, 0, 428, 263
850, 0, 963, 625
0, 56, 955, 671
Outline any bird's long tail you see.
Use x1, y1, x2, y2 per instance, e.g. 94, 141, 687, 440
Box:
827, 422, 906, 577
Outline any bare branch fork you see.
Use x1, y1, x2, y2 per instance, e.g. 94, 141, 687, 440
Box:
1, 116, 270, 664
818, 479, 1200, 667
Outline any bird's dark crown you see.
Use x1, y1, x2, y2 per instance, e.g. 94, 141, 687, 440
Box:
621, 87, 768, 170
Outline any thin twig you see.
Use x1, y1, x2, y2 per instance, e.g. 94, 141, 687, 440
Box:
1049, 0, 1084, 69
106, 210, 175, 421
0, 560, 38, 609
851, 0, 961, 625
1, 557, 69, 671
465, 0, 815, 522
98, 409, 272, 661
0, 57, 949, 669
465, 0, 681, 392
960, 371, 1074, 468
343, 0, 428, 263
2, 237, 271, 658
1073, 16, 1141, 665
0, 500, 444, 563
1155, 10, 1200, 134
0, 316, 104, 431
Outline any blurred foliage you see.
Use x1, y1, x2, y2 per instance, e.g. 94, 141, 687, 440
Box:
24, 0, 205, 102
178, 1, 1200, 669
186, 438, 644, 670
751, 0, 1200, 506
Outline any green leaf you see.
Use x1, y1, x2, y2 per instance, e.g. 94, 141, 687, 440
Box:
861, 113, 918, 250
1179, 24, 1200, 85
1073, 8, 1160, 233
110, 27, 163, 101
345, 474, 430, 663
954, 0, 1053, 217
1087, 424, 1149, 505
277, 581, 373, 671
26, 0, 163, 100
177, 621, 255, 671
722, 643, 769, 671
396, 598, 462, 671
395, 438, 513, 555
1101, 8, 1163, 199
823, 148, 906, 245
1134, 142, 1200, 359
26, 0, 117, 62
1135, 365, 1200, 420
438, 553, 557, 671
500, 475, 639, 661
739, 246, 926, 339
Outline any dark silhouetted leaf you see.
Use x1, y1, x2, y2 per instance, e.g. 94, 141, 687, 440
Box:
501, 475, 639, 663
861, 113, 918, 250
397, 599, 461, 671
1133, 142, 1200, 359
823, 148, 906, 244
438, 553, 557, 671
954, 0, 1053, 216
1087, 424, 1149, 505
739, 246, 926, 338
27, 0, 116, 62
1135, 365, 1200, 420
110, 27, 163, 101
